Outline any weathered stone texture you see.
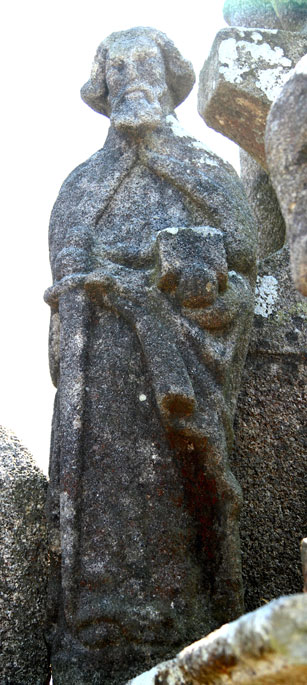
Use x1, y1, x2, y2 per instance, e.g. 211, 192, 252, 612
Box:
302, 538, 307, 592
127, 594, 307, 684
240, 150, 285, 258
224, 0, 282, 29
265, 55, 307, 295
0, 426, 49, 684
223, 0, 307, 32
198, 27, 307, 168
231, 245, 306, 609
272, 0, 307, 32
45, 26, 257, 685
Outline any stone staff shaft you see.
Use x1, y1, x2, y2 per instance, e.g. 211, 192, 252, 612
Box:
45, 225, 93, 627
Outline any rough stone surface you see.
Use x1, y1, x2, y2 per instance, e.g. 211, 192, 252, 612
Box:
301, 539, 307, 592
45, 26, 257, 684
265, 55, 307, 294
0, 426, 49, 684
223, 0, 307, 32
126, 594, 307, 684
198, 27, 307, 168
231, 245, 306, 610
240, 150, 285, 258
272, 0, 307, 32
223, 0, 282, 29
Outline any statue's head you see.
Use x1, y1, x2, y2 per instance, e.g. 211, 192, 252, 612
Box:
81, 27, 195, 132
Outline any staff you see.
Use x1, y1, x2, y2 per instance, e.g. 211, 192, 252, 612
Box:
45, 225, 92, 628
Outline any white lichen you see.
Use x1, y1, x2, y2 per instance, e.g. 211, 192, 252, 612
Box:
190, 225, 223, 238
293, 54, 307, 77
219, 34, 292, 101
160, 226, 179, 235
166, 114, 190, 138
257, 66, 293, 101
159, 226, 222, 238
219, 38, 247, 84
72, 416, 82, 429
166, 114, 218, 164
242, 42, 291, 69
139, 394, 147, 402
251, 32, 263, 43
254, 275, 278, 317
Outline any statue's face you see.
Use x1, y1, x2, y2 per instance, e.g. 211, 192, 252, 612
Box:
106, 38, 168, 131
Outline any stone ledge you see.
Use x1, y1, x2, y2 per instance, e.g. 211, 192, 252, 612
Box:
198, 27, 307, 168
127, 594, 307, 684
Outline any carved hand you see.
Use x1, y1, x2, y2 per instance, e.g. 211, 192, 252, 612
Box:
155, 226, 228, 308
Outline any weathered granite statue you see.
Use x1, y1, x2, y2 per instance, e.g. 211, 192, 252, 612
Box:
45, 27, 257, 683
0, 426, 49, 684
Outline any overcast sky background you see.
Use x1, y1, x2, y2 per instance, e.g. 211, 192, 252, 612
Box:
1, 0, 239, 474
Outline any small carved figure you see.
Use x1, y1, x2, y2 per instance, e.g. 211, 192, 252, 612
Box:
45, 27, 257, 684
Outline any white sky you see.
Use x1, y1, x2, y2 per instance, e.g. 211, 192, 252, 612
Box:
1, 0, 238, 474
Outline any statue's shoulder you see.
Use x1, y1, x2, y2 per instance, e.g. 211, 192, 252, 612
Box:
50, 128, 135, 223
48, 131, 136, 265
48, 149, 104, 270
164, 114, 238, 178
53, 148, 105, 207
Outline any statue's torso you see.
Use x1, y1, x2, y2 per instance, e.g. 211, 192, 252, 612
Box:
94, 162, 206, 267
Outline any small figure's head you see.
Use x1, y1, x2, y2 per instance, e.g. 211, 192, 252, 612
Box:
81, 27, 195, 132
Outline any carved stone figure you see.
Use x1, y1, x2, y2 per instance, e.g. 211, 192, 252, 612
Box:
45, 27, 257, 684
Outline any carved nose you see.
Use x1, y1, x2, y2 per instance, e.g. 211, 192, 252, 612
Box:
125, 59, 140, 81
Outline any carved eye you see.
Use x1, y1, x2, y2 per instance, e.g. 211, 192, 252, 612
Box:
115, 60, 125, 73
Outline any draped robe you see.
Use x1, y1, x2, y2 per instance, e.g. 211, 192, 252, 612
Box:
45, 116, 256, 682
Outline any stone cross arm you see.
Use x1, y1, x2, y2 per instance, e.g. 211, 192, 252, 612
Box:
198, 27, 307, 169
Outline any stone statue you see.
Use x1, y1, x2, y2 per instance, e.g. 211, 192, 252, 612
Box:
45, 27, 257, 684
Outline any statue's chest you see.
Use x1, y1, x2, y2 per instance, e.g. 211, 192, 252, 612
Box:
93, 164, 203, 266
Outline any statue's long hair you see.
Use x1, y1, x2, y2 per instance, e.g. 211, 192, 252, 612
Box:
81, 26, 195, 116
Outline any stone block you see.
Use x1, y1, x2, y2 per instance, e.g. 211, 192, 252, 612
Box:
127, 594, 307, 684
223, 0, 281, 28
240, 150, 285, 258
0, 426, 49, 684
198, 27, 307, 168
